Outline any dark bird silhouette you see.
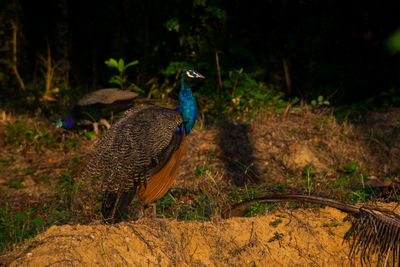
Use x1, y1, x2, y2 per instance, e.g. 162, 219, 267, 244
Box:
56, 88, 139, 132
83, 69, 204, 222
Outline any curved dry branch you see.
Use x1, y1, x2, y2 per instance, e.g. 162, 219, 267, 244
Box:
224, 194, 400, 266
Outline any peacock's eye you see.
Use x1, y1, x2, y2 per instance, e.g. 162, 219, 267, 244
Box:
186, 70, 195, 78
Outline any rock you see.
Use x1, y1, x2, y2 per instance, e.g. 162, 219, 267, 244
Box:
281, 143, 324, 172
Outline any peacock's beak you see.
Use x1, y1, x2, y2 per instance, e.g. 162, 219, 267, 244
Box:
196, 73, 205, 79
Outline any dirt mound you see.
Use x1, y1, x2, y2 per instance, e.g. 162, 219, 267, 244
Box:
1, 107, 399, 266
5, 206, 374, 266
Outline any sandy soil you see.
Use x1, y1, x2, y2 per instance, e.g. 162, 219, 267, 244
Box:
5, 206, 371, 267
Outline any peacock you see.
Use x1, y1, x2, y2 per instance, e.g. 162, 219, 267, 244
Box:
83, 69, 205, 222
56, 88, 139, 132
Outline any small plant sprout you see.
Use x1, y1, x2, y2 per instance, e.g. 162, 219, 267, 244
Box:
311, 95, 330, 107
270, 218, 283, 227
302, 165, 315, 196
342, 161, 358, 173
268, 232, 284, 242
104, 58, 143, 93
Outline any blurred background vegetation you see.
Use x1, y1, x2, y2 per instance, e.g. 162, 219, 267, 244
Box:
0, 0, 399, 118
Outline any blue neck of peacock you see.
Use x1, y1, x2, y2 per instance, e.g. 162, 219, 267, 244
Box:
177, 78, 197, 135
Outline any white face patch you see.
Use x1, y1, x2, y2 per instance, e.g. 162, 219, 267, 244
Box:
185, 69, 204, 79
186, 70, 196, 78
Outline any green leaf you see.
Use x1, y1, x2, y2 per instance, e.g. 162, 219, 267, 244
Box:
290, 97, 300, 105
109, 76, 123, 87
127, 84, 145, 94
0, 157, 10, 163
32, 217, 45, 227
387, 28, 400, 52
343, 161, 358, 173
317, 95, 324, 103
302, 165, 311, 175
165, 17, 180, 32
86, 131, 95, 140
124, 60, 139, 69
249, 91, 265, 100
15, 212, 28, 220
311, 100, 317, 106
118, 59, 125, 73
104, 58, 118, 68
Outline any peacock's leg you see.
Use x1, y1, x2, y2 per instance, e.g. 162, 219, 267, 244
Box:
150, 203, 157, 218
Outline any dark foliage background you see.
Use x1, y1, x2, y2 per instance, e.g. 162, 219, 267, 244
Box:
1, 0, 400, 113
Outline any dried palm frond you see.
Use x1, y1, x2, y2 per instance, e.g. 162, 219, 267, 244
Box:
223, 194, 400, 267
346, 206, 400, 266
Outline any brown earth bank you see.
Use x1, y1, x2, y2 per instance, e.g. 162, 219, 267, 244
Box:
2, 206, 378, 267
1, 106, 399, 266
1, 107, 399, 206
